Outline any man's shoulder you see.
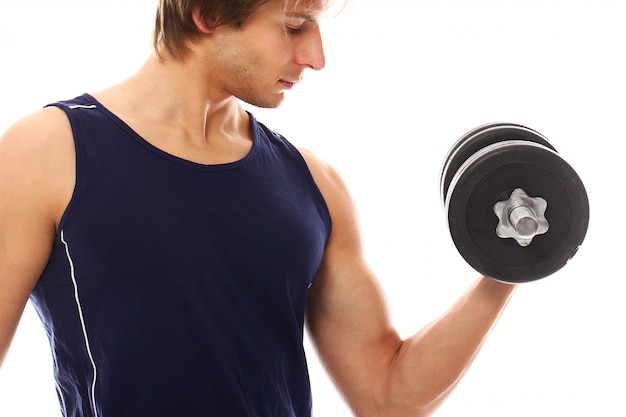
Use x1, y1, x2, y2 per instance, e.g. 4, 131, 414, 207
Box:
0, 106, 75, 205
296, 147, 352, 209
1, 106, 72, 153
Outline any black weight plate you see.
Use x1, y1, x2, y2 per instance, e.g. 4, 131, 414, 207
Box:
440, 123, 557, 207
446, 141, 589, 283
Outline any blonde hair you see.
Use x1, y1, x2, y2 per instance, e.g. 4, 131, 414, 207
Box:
153, 0, 337, 60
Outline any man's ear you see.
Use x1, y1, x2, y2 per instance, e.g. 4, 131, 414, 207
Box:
191, 3, 216, 34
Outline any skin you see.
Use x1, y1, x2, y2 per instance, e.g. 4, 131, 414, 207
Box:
0, 1, 516, 416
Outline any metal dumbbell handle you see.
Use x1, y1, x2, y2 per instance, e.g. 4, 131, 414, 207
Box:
494, 188, 549, 247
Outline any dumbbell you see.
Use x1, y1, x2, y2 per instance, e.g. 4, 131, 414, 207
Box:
440, 123, 589, 283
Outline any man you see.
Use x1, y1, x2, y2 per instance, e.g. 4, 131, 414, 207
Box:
0, 0, 516, 416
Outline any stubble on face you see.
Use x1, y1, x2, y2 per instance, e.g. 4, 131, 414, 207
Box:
215, 35, 283, 109
209, 0, 330, 109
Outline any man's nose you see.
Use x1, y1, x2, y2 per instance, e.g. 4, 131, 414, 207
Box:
295, 27, 326, 70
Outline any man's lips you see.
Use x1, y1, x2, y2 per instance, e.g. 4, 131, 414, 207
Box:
278, 79, 300, 89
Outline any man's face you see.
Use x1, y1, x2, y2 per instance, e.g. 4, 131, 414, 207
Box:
206, 0, 327, 108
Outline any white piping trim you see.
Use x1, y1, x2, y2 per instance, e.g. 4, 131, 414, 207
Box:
68, 104, 97, 110
60, 230, 100, 417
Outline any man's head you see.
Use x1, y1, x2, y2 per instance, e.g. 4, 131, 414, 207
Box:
153, 0, 333, 61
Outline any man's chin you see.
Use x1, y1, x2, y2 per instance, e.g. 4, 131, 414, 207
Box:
244, 95, 285, 110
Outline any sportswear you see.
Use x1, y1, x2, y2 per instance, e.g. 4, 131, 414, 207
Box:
30, 94, 331, 417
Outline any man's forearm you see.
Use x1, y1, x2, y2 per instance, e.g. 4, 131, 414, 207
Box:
385, 277, 517, 416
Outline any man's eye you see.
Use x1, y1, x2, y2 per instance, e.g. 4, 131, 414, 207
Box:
285, 25, 303, 34
284, 15, 308, 35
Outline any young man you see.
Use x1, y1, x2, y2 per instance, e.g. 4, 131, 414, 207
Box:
0, 0, 516, 416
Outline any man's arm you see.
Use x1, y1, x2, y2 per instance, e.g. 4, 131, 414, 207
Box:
301, 149, 516, 417
0, 108, 75, 368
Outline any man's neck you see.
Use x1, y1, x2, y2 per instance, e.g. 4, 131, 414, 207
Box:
91, 56, 254, 165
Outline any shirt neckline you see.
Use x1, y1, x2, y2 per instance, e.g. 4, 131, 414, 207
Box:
82, 93, 261, 172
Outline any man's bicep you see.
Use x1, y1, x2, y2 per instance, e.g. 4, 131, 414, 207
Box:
0, 173, 55, 369
306, 243, 402, 414
302, 149, 402, 413
0, 112, 71, 367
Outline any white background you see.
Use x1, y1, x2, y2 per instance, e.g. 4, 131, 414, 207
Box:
1, 0, 624, 416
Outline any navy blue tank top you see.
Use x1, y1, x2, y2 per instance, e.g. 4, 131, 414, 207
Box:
30, 94, 331, 417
